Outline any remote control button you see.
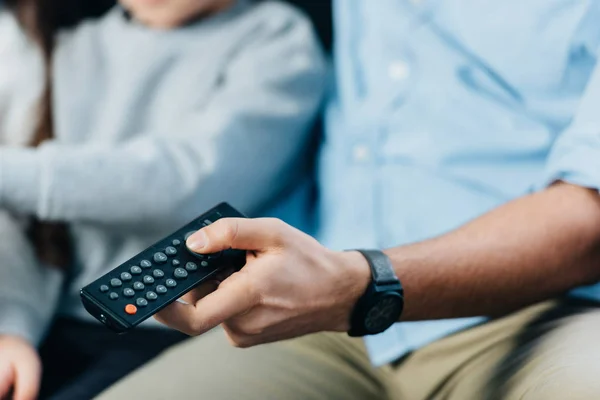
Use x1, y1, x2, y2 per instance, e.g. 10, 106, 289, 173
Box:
143, 275, 155, 285
136, 298, 148, 307
110, 278, 122, 288
186, 262, 198, 272
165, 246, 177, 256
153, 269, 164, 278
100, 285, 109, 293
201, 261, 209, 268
166, 279, 177, 288
174, 268, 188, 279
172, 239, 181, 246
172, 259, 181, 267
133, 281, 145, 291
130, 266, 142, 275
156, 285, 167, 294
120, 272, 133, 282
146, 291, 158, 301
123, 288, 135, 298
184, 231, 196, 241
153, 252, 168, 264
109, 292, 119, 300
140, 260, 152, 269
203, 219, 213, 226
125, 304, 137, 315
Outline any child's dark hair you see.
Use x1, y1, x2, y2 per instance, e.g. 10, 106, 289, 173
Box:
5, 0, 115, 269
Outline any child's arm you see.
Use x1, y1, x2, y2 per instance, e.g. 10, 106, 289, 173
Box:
0, 8, 328, 233
0, 212, 63, 346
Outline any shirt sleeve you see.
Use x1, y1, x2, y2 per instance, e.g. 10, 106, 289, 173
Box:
0, 211, 64, 346
538, 60, 600, 192
0, 11, 328, 232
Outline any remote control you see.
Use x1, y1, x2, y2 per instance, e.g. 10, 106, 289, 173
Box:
80, 202, 247, 333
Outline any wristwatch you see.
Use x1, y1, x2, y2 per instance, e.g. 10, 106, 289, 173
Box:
348, 250, 404, 337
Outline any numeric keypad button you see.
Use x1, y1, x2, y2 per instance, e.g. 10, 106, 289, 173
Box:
153, 269, 164, 278
100, 285, 109, 293
156, 285, 167, 294
120, 272, 132, 282
185, 262, 198, 272
133, 282, 145, 291
153, 252, 167, 264
146, 291, 158, 301
136, 298, 148, 307
166, 279, 177, 288
165, 247, 177, 256
140, 260, 152, 269
110, 278, 122, 288
174, 268, 188, 279
123, 288, 135, 298
130, 266, 142, 275
109, 292, 119, 300
143, 275, 155, 285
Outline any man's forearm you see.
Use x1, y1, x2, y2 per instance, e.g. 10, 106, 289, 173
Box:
386, 182, 600, 321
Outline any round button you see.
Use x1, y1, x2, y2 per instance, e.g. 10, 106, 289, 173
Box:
125, 304, 137, 315
109, 292, 119, 300
123, 288, 135, 298
100, 285, 109, 293
153, 252, 168, 264
174, 268, 188, 279
200, 261, 209, 268
166, 279, 177, 288
143, 275, 155, 285
121, 272, 133, 282
130, 266, 142, 275
185, 262, 198, 272
133, 281, 145, 291
136, 298, 148, 307
146, 291, 158, 301
184, 231, 196, 241
165, 246, 177, 256
140, 260, 152, 269
110, 278, 122, 288
172, 259, 181, 267
156, 285, 167, 294
153, 269, 165, 278
172, 239, 181, 246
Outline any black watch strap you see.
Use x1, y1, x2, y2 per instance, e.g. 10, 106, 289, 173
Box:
348, 250, 404, 337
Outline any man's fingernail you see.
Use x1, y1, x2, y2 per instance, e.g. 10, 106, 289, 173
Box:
187, 231, 207, 251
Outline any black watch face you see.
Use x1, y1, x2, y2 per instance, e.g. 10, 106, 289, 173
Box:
364, 293, 403, 334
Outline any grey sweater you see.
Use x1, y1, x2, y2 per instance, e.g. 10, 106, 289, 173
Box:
0, 0, 326, 344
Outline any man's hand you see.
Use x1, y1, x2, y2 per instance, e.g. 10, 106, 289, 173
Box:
0, 336, 41, 400
155, 218, 370, 348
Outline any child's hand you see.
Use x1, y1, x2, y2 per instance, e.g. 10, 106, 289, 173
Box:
0, 336, 40, 400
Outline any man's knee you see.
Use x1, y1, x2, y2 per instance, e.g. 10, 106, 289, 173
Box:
508, 310, 600, 400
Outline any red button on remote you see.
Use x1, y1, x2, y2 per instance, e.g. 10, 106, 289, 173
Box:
125, 304, 137, 315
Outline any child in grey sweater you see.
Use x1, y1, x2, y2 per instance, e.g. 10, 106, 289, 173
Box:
0, 0, 327, 398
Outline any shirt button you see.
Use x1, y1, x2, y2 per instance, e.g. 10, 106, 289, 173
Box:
388, 61, 411, 81
353, 144, 371, 163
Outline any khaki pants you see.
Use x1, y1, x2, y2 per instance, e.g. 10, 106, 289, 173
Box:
96, 299, 600, 399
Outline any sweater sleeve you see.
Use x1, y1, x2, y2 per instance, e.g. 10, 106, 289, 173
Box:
0, 212, 64, 346
0, 10, 328, 232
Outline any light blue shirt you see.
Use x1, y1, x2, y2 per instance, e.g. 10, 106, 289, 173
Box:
318, 0, 600, 366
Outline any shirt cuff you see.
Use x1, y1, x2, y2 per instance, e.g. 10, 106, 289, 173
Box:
0, 146, 42, 216
537, 140, 600, 193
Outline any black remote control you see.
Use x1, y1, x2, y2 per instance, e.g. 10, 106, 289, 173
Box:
80, 202, 247, 333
